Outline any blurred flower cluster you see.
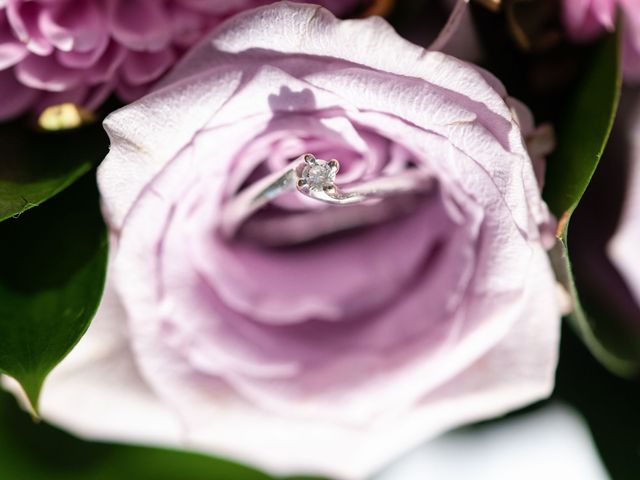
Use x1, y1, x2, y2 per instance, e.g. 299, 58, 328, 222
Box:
0, 0, 366, 120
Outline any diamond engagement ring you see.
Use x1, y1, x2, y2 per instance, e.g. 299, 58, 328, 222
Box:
220, 153, 431, 238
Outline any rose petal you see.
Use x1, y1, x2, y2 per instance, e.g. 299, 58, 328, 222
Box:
99, 66, 244, 228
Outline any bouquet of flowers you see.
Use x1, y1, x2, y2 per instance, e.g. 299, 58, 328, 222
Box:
0, 1, 638, 479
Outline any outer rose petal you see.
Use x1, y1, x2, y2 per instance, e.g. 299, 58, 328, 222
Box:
98, 67, 244, 229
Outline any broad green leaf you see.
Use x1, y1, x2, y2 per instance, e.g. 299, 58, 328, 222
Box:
0, 121, 107, 222
0, 173, 108, 411
542, 32, 632, 375
543, 32, 621, 217
0, 391, 273, 480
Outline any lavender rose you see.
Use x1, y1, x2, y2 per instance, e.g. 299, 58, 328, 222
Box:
0, 0, 367, 121
20, 3, 561, 478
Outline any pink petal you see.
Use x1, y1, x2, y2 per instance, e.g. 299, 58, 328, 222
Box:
0, 67, 38, 120
55, 32, 109, 69
115, 80, 148, 103
120, 48, 176, 86
15, 53, 85, 91
621, 0, 640, 53
562, 0, 610, 41
0, 11, 28, 69
591, 0, 616, 30
168, 4, 216, 48
174, 0, 263, 15
86, 40, 126, 83
6, 0, 53, 56
109, 0, 172, 52
38, 0, 107, 53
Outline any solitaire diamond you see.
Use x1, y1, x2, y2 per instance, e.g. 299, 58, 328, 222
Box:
300, 155, 338, 190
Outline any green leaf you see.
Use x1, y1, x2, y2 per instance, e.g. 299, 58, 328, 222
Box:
0, 121, 107, 222
543, 31, 621, 218
0, 390, 274, 480
0, 173, 108, 411
542, 32, 633, 375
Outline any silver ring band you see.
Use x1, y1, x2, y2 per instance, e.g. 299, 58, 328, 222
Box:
220, 154, 431, 238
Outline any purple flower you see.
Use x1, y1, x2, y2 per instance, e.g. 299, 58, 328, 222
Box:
562, 0, 640, 82
0, 0, 367, 121
17, 3, 561, 478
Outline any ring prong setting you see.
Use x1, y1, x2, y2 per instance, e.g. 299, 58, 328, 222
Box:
299, 155, 338, 192
323, 184, 337, 195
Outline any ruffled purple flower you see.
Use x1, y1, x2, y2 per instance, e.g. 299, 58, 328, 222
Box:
0, 0, 367, 121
